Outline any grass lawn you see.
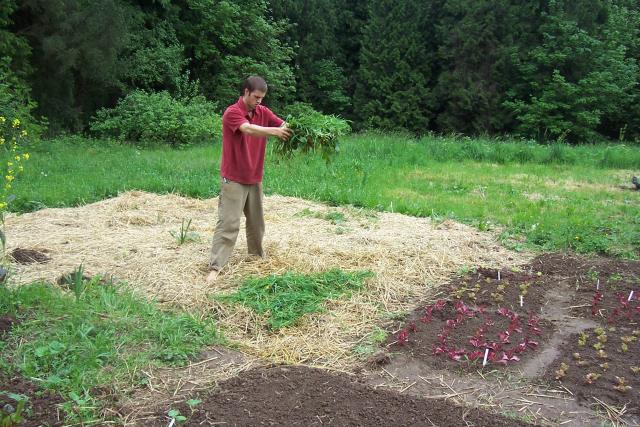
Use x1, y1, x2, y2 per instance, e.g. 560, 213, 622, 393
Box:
11, 133, 639, 258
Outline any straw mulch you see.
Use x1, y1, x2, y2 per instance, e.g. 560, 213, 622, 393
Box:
6, 190, 531, 370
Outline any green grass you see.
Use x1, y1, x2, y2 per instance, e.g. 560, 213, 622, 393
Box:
0, 275, 221, 424
218, 269, 373, 329
7, 133, 640, 258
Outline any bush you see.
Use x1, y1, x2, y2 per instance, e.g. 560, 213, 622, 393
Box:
89, 90, 221, 146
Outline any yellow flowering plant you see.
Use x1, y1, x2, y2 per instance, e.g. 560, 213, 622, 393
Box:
0, 115, 31, 262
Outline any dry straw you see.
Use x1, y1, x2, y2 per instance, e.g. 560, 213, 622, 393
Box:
6, 191, 531, 370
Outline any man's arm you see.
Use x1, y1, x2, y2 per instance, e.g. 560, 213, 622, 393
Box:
239, 122, 291, 140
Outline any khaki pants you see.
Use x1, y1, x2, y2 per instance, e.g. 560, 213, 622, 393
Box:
209, 178, 265, 271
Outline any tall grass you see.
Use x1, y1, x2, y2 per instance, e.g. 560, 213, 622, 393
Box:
8, 133, 640, 258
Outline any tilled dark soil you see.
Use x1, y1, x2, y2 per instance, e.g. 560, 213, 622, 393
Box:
0, 374, 65, 427
537, 254, 640, 413
9, 248, 51, 264
387, 263, 555, 370
145, 365, 531, 426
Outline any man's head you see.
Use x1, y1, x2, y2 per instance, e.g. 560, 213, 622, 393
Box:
242, 76, 268, 111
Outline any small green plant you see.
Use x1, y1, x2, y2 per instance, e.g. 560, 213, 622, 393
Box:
167, 408, 187, 425
186, 398, 202, 411
170, 218, 199, 244
0, 392, 27, 427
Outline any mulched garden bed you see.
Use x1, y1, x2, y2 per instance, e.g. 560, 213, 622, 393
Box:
146, 365, 532, 426
386, 253, 640, 416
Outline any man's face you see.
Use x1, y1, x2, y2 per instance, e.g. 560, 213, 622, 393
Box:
243, 89, 266, 111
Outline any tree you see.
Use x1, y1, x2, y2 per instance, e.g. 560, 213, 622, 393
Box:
173, 0, 295, 111
505, 0, 638, 143
433, 0, 541, 135
355, 0, 439, 132
18, 0, 138, 131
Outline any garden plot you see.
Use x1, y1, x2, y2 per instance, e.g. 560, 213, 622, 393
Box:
5, 191, 527, 371
376, 253, 640, 426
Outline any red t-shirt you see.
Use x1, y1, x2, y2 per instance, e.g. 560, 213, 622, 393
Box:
220, 97, 284, 184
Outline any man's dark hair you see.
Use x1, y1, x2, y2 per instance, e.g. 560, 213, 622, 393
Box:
242, 75, 268, 94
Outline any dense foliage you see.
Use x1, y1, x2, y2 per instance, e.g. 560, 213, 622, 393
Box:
1, 0, 639, 143
89, 90, 221, 146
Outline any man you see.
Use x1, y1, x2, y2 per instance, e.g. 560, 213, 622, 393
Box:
207, 76, 291, 283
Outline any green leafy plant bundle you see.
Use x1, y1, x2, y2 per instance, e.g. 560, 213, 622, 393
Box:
274, 105, 350, 161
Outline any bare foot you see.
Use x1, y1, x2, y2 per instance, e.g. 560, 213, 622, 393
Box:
206, 269, 220, 284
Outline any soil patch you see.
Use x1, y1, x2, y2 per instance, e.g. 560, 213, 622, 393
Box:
0, 373, 64, 427
0, 315, 15, 337
142, 365, 531, 427
386, 265, 555, 371
9, 248, 51, 264
376, 253, 640, 424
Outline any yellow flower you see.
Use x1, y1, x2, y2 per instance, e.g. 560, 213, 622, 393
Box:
0, 137, 4, 145
20, 130, 27, 137
15, 156, 20, 161
4, 183, 11, 190
23, 153, 29, 160
5, 175, 14, 181
7, 162, 12, 167
0, 202, 6, 210
12, 118, 20, 128
18, 165, 23, 172
0, 116, 5, 124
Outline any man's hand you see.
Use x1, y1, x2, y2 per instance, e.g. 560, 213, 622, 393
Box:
239, 122, 292, 140
272, 125, 292, 141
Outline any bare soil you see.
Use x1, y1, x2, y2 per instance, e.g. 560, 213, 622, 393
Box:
9, 248, 51, 264
140, 365, 531, 426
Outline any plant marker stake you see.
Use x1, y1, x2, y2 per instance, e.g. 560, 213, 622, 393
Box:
168, 418, 175, 427
629, 291, 635, 302
497, 271, 501, 281
483, 348, 489, 367
520, 295, 524, 307
596, 279, 599, 290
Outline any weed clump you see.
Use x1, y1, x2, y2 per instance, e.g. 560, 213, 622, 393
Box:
219, 269, 373, 329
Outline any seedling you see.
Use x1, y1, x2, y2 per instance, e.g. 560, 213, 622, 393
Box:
596, 349, 608, 359
170, 218, 200, 244
613, 376, 631, 393
630, 366, 640, 375
599, 362, 609, 372
186, 399, 202, 411
585, 372, 601, 384
0, 393, 27, 427
578, 332, 588, 347
555, 362, 569, 380
572, 352, 581, 360
167, 408, 187, 426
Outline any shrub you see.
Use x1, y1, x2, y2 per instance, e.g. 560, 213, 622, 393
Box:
89, 90, 221, 146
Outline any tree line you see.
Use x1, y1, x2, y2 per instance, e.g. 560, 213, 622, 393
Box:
1, 0, 639, 143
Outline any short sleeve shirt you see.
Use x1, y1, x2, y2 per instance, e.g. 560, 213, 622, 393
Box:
220, 97, 284, 184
